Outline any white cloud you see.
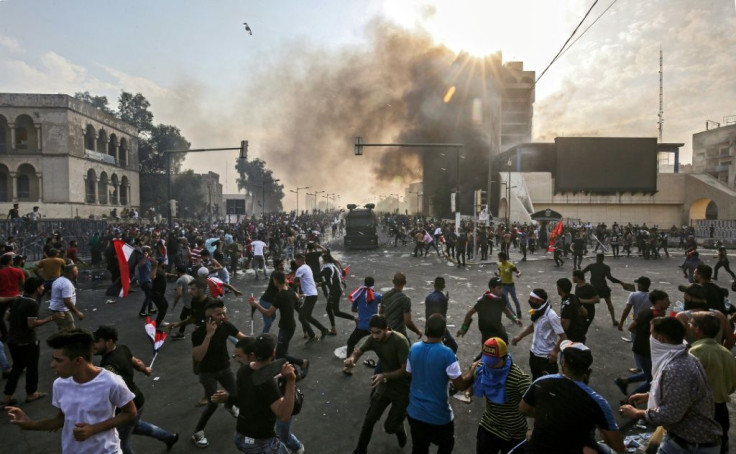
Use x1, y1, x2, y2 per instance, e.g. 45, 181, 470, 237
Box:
0, 34, 22, 53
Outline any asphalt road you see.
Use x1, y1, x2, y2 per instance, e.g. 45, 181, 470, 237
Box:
1, 233, 734, 453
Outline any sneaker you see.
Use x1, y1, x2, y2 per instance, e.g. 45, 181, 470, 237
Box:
138, 312, 148, 318
293, 445, 305, 454
226, 406, 240, 418
191, 430, 209, 448
165, 433, 179, 450
171, 332, 185, 340
305, 336, 318, 345
300, 359, 310, 379
320, 329, 330, 339
148, 307, 158, 314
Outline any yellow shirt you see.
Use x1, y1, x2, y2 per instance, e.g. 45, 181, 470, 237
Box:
689, 338, 736, 403
498, 261, 517, 285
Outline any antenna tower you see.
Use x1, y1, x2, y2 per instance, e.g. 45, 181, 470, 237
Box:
658, 47, 663, 142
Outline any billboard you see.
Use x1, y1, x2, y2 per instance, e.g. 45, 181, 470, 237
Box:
554, 137, 658, 194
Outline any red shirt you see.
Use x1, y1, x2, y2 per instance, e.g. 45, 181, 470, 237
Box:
0, 266, 25, 297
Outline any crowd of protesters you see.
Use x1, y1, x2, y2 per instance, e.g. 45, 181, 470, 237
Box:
1, 208, 735, 454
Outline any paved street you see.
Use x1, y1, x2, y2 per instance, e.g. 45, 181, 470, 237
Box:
1, 234, 734, 453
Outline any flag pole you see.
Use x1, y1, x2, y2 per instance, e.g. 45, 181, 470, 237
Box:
149, 352, 159, 368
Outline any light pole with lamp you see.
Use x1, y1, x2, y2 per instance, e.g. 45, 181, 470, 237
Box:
290, 186, 309, 215
313, 190, 325, 211
506, 159, 511, 225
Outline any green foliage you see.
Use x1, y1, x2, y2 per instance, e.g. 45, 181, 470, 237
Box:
235, 158, 284, 213
74, 92, 114, 115
117, 92, 153, 134
138, 124, 189, 174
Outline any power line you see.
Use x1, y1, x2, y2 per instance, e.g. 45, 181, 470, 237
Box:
532, 0, 600, 89
556, 0, 620, 61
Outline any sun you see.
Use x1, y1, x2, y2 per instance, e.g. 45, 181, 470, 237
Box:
381, 0, 567, 59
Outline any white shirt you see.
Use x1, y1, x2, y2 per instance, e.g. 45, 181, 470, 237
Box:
433, 227, 442, 236
49, 276, 76, 312
53, 368, 135, 454
295, 264, 318, 296
251, 240, 267, 256
530, 306, 566, 357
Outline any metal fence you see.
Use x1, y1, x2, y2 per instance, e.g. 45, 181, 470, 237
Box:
3, 219, 110, 262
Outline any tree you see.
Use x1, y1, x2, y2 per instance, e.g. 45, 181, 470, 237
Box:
117, 92, 153, 134
74, 91, 114, 115
138, 124, 190, 174
235, 158, 284, 214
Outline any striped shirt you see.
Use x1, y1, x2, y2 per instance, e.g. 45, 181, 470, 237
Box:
477, 362, 531, 441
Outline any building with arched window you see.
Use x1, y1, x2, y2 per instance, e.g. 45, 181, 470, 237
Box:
0, 93, 139, 218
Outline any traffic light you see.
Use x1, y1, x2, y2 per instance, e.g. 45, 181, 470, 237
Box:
239, 140, 249, 161
169, 199, 177, 217
354, 136, 363, 156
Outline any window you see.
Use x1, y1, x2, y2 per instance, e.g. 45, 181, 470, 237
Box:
17, 175, 30, 199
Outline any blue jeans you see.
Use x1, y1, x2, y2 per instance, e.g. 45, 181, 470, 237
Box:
139, 281, 152, 313
119, 407, 174, 454
233, 432, 289, 454
0, 340, 10, 371
658, 434, 720, 454
260, 299, 276, 334
502, 284, 521, 316
625, 353, 653, 394
275, 418, 302, 451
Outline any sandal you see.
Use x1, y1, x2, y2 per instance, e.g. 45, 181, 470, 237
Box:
363, 359, 376, 368
26, 392, 47, 403
341, 366, 353, 376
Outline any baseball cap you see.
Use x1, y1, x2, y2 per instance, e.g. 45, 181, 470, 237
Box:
93, 325, 118, 342
559, 340, 593, 370
634, 276, 651, 287
481, 337, 508, 366
197, 267, 210, 277
253, 334, 277, 361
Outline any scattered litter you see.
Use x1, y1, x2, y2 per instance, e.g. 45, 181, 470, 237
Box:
453, 394, 471, 403
153, 377, 160, 381
621, 337, 632, 342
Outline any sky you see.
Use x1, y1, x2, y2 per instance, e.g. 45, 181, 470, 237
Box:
1, 0, 735, 209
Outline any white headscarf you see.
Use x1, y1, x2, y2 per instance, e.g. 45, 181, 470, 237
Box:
648, 336, 686, 409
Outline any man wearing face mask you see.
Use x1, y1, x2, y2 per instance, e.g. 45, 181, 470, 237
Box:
455, 337, 531, 454
511, 289, 568, 380
620, 317, 722, 453
520, 340, 625, 453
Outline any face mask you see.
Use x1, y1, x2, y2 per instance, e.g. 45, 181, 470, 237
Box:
649, 335, 685, 378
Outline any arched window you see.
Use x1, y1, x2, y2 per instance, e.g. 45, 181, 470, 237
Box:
16, 164, 38, 201
109, 134, 118, 163
97, 129, 108, 155
0, 115, 10, 153
0, 165, 9, 202
120, 176, 129, 205
86, 169, 97, 203
110, 174, 119, 204
85, 125, 96, 150
15, 114, 38, 150
119, 138, 128, 166
98, 172, 109, 204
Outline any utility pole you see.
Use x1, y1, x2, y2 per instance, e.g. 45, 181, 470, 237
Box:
290, 186, 309, 215
658, 47, 664, 143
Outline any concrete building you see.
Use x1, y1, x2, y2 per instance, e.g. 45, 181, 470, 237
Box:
492, 137, 736, 227
0, 93, 139, 218
692, 120, 736, 187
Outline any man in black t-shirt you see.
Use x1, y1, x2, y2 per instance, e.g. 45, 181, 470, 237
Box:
212, 334, 298, 453
190, 300, 247, 448
520, 340, 624, 453
169, 278, 215, 333
582, 254, 622, 327
572, 270, 599, 334
557, 278, 588, 343
2, 277, 62, 406
572, 232, 586, 270
92, 325, 179, 451
457, 277, 521, 348
250, 271, 309, 379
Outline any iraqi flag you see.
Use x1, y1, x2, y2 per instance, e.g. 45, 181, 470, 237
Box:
207, 276, 225, 299
145, 316, 167, 367
105, 239, 137, 298
547, 221, 564, 253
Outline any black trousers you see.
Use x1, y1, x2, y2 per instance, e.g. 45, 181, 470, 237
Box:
529, 351, 558, 381
347, 328, 370, 359
354, 390, 408, 454
326, 289, 353, 327
151, 292, 168, 327
715, 401, 729, 454
299, 295, 327, 338
4, 342, 40, 396
476, 426, 524, 454
408, 416, 454, 454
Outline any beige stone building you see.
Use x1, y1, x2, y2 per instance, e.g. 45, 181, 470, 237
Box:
0, 93, 139, 218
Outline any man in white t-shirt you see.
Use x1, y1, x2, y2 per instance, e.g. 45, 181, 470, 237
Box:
295, 253, 328, 342
7, 328, 136, 454
250, 236, 268, 280
49, 264, 83, 331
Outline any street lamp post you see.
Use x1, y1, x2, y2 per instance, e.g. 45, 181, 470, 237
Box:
506, 159, 511, 225
290, 186, 309, 214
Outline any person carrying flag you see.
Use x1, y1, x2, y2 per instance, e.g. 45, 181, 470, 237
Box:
196, 267, 242, 299
92, 326, 179, 452
342, 277, 382, 375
